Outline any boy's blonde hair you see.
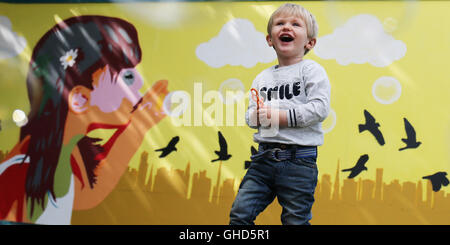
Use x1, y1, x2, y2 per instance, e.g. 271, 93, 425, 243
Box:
267, 3, 318, 40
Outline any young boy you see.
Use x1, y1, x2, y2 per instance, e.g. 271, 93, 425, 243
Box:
229, 3, 330, 225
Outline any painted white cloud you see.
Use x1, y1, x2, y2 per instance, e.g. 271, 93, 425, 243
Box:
196, 18, 276, 68
0, 16, 26, 60
314, 14, 406, 67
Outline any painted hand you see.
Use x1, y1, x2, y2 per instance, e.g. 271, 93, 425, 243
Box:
132, 80, 169, 131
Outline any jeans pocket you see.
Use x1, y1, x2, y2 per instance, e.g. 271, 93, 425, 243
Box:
292, 157, 317, 169
238, 164, 260, 189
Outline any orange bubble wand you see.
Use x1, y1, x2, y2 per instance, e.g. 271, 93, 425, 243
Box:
251, 88, 264, 110
251, 88, 264, 126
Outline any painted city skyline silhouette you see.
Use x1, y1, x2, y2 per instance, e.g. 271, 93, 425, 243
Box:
67, 151, 450, 225
1, 150, 448, 224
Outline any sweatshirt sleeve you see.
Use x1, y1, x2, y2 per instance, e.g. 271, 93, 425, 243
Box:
245, 77, 259, 129
287, 62, 331, 128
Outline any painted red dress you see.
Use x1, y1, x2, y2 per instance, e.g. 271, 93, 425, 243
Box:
0, 136, 30, 222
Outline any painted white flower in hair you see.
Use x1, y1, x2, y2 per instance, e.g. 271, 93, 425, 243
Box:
59, 49, 78, 69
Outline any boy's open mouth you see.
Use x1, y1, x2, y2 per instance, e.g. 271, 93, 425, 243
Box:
280, 34, 294, 42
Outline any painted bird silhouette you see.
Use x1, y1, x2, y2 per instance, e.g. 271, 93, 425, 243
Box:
342, 154, 369, 178
155, 136, 180, 158
211, 131, 232, 162
244, 146, 258, 169
422, 172, 449, 192
399, 118, 421, 151
358, 110, 385, 146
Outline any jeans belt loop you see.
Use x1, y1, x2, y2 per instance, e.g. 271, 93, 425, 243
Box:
290, 146, 297, 161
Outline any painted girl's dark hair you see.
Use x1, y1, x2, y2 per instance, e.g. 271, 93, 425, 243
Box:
20, 15, 142, 216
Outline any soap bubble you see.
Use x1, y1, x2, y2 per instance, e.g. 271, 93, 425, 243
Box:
218, 78, 245, 105
372, 76, 402, 104
162, 91, 190, 117
383, 17, 398, 33
12, 109, 28, 127
322, 108, 336, 134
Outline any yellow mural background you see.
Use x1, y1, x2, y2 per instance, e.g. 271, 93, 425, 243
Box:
0, 1, 449, 224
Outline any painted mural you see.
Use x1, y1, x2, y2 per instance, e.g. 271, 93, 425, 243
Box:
0, 1, 449, 225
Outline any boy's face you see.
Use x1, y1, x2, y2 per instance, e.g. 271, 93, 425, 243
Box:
266, 13, 315, 62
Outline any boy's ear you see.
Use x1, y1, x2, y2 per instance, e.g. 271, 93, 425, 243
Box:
266, 34, 274, 48
68, 85, 91, 114
305, 38, 317, 51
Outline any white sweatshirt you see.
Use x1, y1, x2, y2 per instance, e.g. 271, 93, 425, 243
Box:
246, 59, 331, 146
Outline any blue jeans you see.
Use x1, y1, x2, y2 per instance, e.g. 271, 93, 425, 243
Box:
229, 156, 318, 225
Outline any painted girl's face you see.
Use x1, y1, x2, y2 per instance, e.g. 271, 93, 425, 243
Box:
90, 65, 143, 116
